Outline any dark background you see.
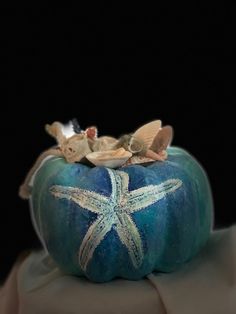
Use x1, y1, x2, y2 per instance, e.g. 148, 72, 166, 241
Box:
0, 6, 235, 281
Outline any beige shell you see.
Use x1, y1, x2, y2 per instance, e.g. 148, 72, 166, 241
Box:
123, 150, 168, 166
133, 120, 162, 148
123, 155, 154, 166
62, 134, 92, 163
150, 125, 173, 153
92, 136, 118, 152
86, 148, 132, 168
45, 122, 66, 146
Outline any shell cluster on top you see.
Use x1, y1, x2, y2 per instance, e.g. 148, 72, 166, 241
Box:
46, 119, 173, 168
19, 118, 173, 200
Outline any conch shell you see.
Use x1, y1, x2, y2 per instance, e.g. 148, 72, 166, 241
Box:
86, 148, 132, 168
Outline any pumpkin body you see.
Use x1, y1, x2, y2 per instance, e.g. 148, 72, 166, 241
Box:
31, 147, 213, 282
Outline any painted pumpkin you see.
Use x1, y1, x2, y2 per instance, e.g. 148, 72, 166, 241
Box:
30, 146, 213, 282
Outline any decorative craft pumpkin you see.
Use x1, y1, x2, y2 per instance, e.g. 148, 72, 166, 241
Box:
19, 120, 213, 282
30, 146, 213, 282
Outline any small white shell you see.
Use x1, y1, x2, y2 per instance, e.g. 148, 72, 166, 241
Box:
86, 148, 132, 168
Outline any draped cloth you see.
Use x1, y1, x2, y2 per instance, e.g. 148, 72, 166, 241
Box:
1, 226, 235, 314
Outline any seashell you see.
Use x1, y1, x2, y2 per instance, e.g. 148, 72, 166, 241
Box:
45, 122, 66, 145
128, 136, 146, 154
133, 120, 162, 148
123, 149, 168, 166
145, 149, 166, 161
62, 134, 92, 163
86, 148, 132, 168
115, 134, 132, 150
123, 155, 155, 166
150, 125, 173, 153
115, 135, 147, 156
92, 136, 118, 152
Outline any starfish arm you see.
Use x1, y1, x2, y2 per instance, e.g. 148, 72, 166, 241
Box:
127, 179, 183, 213
78, 214, 114, 271
50, 185, 109, 214
107, 168, 118, 199
115, 212, 144, 268
107, 169, 129, 201
116, 170, 129, 194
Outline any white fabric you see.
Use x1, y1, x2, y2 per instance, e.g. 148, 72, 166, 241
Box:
1, 226, 236, 314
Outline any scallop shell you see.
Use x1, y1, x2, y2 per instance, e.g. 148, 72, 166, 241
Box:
150, 125, 173, 153
133, 120, 162, 148
86, 148, 132, 168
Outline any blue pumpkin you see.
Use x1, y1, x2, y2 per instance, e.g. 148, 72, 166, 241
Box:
31, 146, 213, 282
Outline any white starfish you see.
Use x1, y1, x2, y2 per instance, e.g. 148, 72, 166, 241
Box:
50, 169, 182, 271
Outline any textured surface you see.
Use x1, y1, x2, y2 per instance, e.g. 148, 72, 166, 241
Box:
31, 147, 213, 282
1, 226, 235, 314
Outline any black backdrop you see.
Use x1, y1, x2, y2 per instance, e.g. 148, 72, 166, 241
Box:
0, 6, 235, 281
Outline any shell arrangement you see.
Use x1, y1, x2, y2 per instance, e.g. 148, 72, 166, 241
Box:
47, 119, 173, 167
19, 119, 173, 199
